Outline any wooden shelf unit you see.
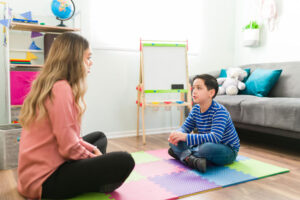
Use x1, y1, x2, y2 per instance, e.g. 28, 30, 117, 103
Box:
10, 64, 43, 68
10, 49, 43, 53
11, 105, 22, 108
5, 22, 80, 123
10, 22, 80, 33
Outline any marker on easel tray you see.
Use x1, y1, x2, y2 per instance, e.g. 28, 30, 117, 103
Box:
152, 101, 160, 105
176, 101, 184, 110
151, 102, 160, 111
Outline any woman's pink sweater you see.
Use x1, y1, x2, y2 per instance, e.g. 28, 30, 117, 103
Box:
18, 80, 96, 199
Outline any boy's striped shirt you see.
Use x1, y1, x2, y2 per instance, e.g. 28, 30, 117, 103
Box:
178, 100, 240, 151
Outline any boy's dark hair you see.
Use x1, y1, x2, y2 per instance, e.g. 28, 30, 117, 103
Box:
192, 74, 219, 98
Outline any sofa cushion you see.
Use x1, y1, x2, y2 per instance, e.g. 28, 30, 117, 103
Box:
216, 95, 300, 132
240, 97, 300, 132
214, 95, 258, 122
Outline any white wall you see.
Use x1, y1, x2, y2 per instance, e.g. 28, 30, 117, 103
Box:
3, 0, 300, 137
80, 0, 236, 137
189, 1, 236, 75
1, 0, 236, 138
8, 0, 53, 15
234, 0, 300, 65
6, 0, 300, 138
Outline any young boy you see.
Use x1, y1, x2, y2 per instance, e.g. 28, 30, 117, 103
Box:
168, 74, 240, 173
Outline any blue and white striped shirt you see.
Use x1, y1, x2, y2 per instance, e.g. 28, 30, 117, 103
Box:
178, 100, 240, 151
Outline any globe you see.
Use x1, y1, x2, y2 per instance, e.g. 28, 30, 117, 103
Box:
51, 0, 75, 27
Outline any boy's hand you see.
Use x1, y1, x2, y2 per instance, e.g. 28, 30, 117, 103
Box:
168, 131, 187, 146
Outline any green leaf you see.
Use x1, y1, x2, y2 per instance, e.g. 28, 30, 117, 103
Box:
244, 21, 260, 30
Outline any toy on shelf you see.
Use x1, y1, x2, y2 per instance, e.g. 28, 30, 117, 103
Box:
10, 59, 31, 65
12, 11, 38, 24
0, 19, 10, 27
12, 18, 38, 24
20, 11, 33, 20
29, 41, 42, 50
26, 52, 38, 60
51, 0, 75, 27
31, 31, 43, 38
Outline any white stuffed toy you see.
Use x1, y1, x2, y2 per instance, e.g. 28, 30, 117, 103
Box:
217, 68, 248, 95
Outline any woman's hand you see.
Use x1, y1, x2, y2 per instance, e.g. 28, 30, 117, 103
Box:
93, 148, 102, 156
168, 131, 187, 146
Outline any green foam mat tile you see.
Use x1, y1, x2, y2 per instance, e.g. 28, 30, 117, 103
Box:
125, 171, 145, 183
227, 159, 289, 178
70, 193, 113, 200
131, 151, 160, 164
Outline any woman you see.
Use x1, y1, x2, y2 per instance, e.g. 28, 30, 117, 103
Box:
18, 33, 135, 199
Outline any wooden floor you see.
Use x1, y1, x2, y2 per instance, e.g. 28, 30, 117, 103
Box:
1, 129, 300, 200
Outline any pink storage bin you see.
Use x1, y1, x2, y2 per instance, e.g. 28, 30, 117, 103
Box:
10, 71, 39, 105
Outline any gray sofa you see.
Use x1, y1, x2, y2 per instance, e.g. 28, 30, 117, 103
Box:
194, 61, 300, 139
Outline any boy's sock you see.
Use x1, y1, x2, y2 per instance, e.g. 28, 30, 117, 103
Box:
168, 148, 179, 160
185, 155, 206, 173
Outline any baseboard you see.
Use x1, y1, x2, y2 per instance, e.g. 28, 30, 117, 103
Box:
105, 127, 180, 139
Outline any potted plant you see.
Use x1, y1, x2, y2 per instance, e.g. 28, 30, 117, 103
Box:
243, 21, 260, 47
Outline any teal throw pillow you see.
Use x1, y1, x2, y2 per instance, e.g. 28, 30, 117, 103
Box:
241, 68, 282, 97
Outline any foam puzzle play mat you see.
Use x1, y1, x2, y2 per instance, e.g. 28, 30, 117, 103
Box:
71, 149, 289, 200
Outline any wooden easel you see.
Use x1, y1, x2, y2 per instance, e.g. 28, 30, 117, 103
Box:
136, 40, 192, 144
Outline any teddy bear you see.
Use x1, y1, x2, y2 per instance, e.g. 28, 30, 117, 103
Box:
217, 67, 248, 95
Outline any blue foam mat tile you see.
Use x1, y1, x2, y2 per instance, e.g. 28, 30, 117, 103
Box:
191, 165, 257, 187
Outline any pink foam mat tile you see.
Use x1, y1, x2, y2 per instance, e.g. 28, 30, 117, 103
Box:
135, 160, 187, 178
147, 148, 173, 160
110, 179, 177, 200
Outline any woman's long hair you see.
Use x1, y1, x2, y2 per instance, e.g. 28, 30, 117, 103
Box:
19, 33, 89, 129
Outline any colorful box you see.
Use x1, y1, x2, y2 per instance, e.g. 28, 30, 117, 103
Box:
10, 71, 39, 105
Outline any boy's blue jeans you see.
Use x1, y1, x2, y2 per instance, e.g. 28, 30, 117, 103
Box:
169, 141, 238, 166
